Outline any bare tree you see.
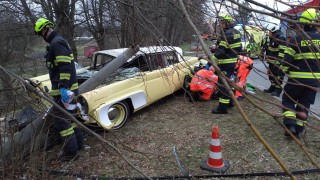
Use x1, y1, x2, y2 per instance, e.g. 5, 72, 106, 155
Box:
16, 0, 79, 61
79, 0, 121, 50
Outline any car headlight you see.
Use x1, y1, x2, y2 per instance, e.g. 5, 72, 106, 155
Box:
77, 96, 89, 121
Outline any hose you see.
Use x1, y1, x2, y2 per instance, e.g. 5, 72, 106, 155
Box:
172, 145, 189, 176
44, 168, 320, 179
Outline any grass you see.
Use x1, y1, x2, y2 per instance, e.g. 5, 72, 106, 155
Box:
6, 41, 319, 179
179, 43, 191, 52
31, 89, 320, 179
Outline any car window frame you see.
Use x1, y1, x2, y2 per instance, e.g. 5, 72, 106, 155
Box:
90, 53, 116, 70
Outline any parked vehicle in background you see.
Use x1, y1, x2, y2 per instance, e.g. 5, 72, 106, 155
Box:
30, 46, 198, 130
234, 24, 265, 58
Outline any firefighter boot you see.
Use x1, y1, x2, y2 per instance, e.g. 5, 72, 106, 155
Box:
270, 88, 282, 97
228, 99, 234, 108
263, 85, 275, 93
284, 125, 296, 137
211, 108, 228, 114
236, 96, 244, 101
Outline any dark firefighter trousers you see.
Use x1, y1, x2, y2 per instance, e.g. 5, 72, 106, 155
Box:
282, 82, 317, 134
217, 64, 235, 111
51, 96, 84, 154
268, 63, 284, 88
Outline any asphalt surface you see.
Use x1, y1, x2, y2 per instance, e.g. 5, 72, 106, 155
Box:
247, 59, 320, 118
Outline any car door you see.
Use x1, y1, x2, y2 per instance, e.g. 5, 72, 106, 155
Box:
143, 52, 176, 103
162, 50, 186, 92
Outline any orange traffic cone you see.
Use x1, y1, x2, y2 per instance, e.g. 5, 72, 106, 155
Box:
200, 125, 230, 173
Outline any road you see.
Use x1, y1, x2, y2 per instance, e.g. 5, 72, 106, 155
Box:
247, 59, 320, 118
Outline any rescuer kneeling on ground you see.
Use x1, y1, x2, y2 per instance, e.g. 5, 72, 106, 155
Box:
190, 63, 218, 101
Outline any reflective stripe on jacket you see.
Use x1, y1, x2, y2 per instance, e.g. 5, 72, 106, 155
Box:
265, 31, 286, 65
213, 26, 242, 66
282, 27, 320, 85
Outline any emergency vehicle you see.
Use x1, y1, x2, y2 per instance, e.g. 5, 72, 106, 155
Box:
234, 24, 265, 58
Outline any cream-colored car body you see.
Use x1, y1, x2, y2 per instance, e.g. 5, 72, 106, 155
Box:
30, 46, 198, 129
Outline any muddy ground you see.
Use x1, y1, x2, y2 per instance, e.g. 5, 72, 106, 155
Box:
29, 88, 320, 180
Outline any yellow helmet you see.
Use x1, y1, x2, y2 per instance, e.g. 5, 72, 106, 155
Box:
34, 18, 54, 35
299, 8, 319, 23
218, 13, 233, 22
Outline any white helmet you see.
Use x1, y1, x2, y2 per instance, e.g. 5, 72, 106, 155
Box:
194, 59, 208, 68
266, 24, 280, 32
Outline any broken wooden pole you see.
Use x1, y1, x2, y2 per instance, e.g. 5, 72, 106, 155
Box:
79, 45, 140, 94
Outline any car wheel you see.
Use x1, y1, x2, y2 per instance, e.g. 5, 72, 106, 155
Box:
183, 75, 192, 90
107, 101, 130, 129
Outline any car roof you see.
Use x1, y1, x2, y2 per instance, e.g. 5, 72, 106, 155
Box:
95, 46, 183, 61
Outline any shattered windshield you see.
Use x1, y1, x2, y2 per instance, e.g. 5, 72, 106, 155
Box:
75, 62, 96, 79
75, 60, 142, 89
101, 67, 142, 86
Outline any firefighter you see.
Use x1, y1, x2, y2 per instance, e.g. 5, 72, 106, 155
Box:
211, 13, 242, 114
262, 24, 286, 97
281, 8, 320, 138
234, 55, 253, 101
34, 18, 83, 161
190, 63, 218, 101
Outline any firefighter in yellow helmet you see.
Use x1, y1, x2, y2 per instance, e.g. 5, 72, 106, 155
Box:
211, 13, 242, 114
281, 8, 320, 138
34, 18, 83, 160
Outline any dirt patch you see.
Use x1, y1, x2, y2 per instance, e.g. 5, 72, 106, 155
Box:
36, 90, 320, 179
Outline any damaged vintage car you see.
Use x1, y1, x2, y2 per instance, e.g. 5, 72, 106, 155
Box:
30, 46, 198, 130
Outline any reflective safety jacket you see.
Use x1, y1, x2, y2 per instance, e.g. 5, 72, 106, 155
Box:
213, 26, 242, 67
234, 56, 253, 97
190, 69, 218, 92
235, 55, 253, 78
265, 31, 286, 65
282, 27, 320, 85
45, 30, 79, 96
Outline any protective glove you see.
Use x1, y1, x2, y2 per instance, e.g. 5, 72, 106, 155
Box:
205, 64, 210, 70
60, 88, 70, 103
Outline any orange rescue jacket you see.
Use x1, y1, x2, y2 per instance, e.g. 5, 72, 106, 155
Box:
190, 69, 218, 91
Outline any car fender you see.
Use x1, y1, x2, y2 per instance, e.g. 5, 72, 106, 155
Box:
91, 91, 147, 122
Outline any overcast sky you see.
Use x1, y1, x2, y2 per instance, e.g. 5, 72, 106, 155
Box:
253, 0, 290, 24
256, 0, 290, 11
208, 0, 308, 25
249, 0, 308, 25
254, 0, 311, 12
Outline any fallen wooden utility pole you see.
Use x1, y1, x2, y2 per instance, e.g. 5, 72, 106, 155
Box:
0, 45, 140, 162
79, 45, 140, 94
